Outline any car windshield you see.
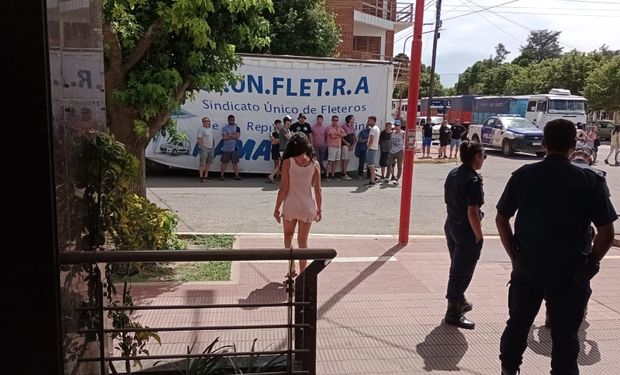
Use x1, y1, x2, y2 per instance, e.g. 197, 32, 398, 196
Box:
548, 99, 586, 114
502, 118, 538, 129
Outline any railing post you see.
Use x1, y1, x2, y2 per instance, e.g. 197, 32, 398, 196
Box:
295, 260, 328, 375
94, 264, 108, 375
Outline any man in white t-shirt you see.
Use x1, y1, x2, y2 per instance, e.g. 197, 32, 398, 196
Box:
365, 116, 381, 186
197, 116, 215, 182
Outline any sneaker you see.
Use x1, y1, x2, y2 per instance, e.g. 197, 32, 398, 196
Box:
390, 176, 396, 181
342, 175, 352, 180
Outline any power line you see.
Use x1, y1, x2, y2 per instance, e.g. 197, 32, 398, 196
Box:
442, 0, 521, 21
447, 10, 620, 17
456, 0, 524, 45
442, 5, 620, 11
460, 0, 583, 50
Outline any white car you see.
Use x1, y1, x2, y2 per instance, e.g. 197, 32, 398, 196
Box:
160, 140, 191, 155
468, 115, 545, 157
417, 116, 444, 140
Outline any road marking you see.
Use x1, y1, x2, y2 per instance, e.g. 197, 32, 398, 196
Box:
242, 256, 397, 264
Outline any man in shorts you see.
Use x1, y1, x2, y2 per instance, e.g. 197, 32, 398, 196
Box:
450, 121, 466, 159
422, 120, 433, 159
197, 116, 215, 182
365, 116, 380, 185
326, 115, 345, 181
220, 114, 242, 180
311, 115, 328, 175
340, 114, 357, 180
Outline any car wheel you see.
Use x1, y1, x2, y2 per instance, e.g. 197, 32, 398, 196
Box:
172, 149, 178, 156
472, 134, 480, 143
502, 140, 514, 156
536, 152, 545, 158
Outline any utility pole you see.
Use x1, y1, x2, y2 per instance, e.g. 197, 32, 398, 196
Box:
426, 0, 442, 121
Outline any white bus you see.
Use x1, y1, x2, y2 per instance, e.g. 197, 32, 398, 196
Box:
524, 88, 587, 129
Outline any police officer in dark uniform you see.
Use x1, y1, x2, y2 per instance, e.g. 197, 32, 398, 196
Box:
496, 119, 617, 375
443, 141, 486, 329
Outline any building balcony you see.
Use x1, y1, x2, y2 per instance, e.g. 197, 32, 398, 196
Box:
359, 1, 413, 33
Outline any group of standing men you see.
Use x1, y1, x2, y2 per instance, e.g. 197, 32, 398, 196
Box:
197, 114, 243, 181
443, 119, 617, 375
268, 114, 405, 186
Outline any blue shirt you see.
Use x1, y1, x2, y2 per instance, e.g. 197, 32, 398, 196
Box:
221, 124, 238, 152
356, 127, 371, 153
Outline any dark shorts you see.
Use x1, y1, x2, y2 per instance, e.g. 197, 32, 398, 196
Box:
440, 139, 450, 147
271, 148, 280, 161
221, 151, 239, 164
422, 137, 432, 147
379, 151, 390, 167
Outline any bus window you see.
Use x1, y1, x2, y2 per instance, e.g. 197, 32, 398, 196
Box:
549, 100, 586, 113
537, 101, 547, 113
527, 101, 536, 112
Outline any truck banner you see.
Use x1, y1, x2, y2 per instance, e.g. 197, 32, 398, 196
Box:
146, 55, 392, 173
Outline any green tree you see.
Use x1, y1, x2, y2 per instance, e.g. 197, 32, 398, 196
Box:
454, 59, 496, 94
254, 0, 341, 56
585, 55, 620, 111
479, 63, 524, 95
494, 43, 510, 63
514, 29, 563, 66
394, 64, 444, 98
103, 0, 272, 195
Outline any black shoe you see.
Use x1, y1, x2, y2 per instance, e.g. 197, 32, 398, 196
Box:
501, 367, 519, 375
445, 301, 475, 329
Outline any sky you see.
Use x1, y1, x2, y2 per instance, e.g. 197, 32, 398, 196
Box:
393, 0, 620, 88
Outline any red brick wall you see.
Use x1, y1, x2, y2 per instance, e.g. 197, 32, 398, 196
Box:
327, 0, 362, 58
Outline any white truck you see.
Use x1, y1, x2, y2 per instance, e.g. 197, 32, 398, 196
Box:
468, 115, 545, 157
146, 54, 394, 173
525, 88, 587, 129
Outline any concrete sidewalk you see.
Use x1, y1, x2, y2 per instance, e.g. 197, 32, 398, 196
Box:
130, 234, 620, 374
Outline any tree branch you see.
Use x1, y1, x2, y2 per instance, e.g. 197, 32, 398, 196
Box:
103, 23, 123, 86
147, 78, 193, 135
122, 19, 162, 74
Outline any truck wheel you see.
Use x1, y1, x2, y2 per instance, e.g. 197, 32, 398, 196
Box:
536, 152, 545, 158
472, 134, 480, 143
502, 140, 514, 156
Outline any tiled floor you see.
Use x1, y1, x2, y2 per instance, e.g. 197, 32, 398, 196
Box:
128, 235, 620, 374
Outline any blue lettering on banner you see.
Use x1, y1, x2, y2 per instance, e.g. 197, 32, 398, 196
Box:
214, 139, 271, 161
222, 75, 371, 97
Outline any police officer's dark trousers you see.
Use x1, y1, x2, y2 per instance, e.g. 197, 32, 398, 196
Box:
499, 267, 591, 375
444, 219, 482, 301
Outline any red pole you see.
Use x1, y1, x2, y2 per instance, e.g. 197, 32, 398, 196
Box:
398, 0, 425, 245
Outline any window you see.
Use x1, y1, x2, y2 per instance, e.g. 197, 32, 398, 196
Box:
527, 101, 536, 112
548, 100, 586, 113
353, 36, 381, 56
536, 101, 547, 112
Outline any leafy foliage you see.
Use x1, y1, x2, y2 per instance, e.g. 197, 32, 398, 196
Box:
585, 55, 620, 111
103, 0, 273, 195
515, 29, 563, 66
250, 0, 341, 57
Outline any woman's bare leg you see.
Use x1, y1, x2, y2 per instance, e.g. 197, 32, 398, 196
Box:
296, 221, 312, 273
283, 219, 297, 274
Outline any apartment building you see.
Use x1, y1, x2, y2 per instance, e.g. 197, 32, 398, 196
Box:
326, 0, 413, 60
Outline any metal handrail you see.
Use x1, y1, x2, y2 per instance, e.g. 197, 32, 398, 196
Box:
62, 248, 336, 375
59, 248, 337, 264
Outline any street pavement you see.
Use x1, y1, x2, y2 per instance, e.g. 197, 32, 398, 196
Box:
130, 234, 620, 374
138, 145, 620, 374
146, 144, 620, 236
